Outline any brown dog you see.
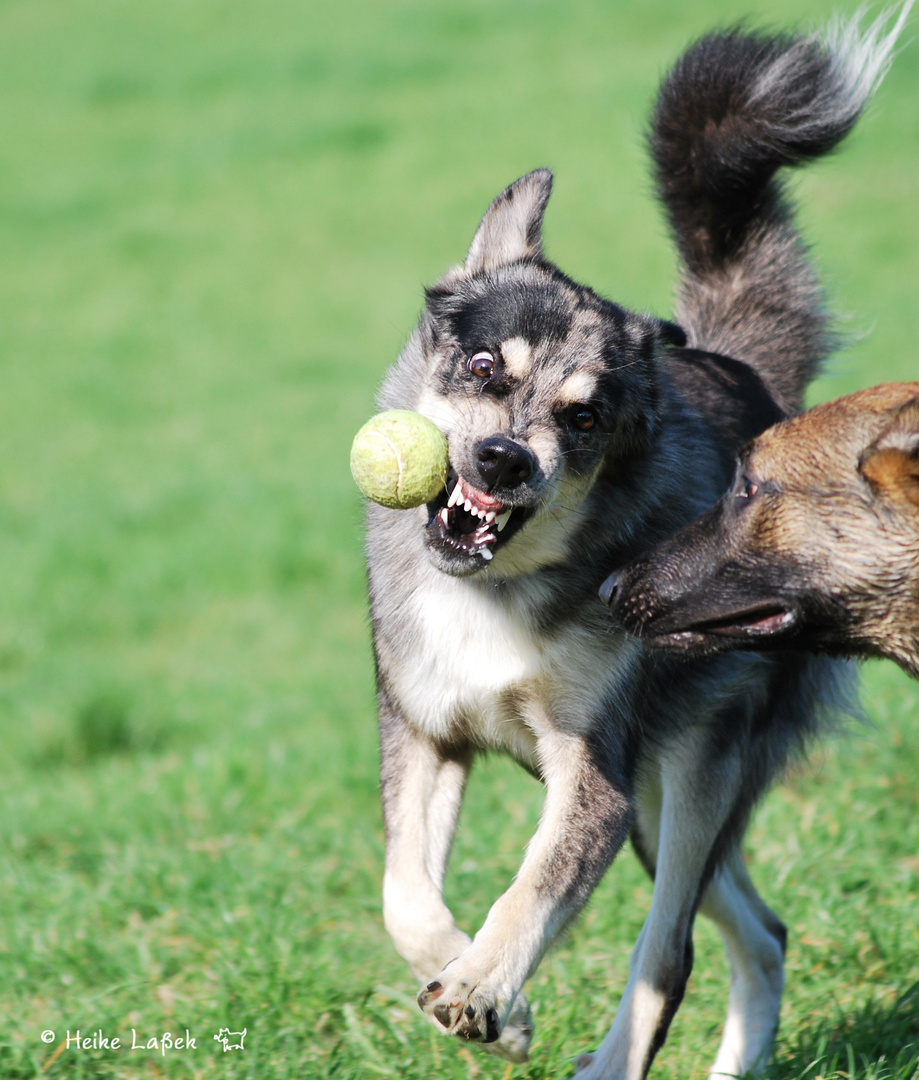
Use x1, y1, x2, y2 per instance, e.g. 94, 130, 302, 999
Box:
602, 382, 919, 677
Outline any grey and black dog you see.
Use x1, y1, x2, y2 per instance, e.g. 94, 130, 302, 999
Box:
362, 10, 907, 1078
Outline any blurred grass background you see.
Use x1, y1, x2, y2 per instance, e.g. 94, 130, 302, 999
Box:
0, 0, 916, 1077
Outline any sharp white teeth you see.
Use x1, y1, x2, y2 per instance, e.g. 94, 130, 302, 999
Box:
438, 507, 449, 526
448, 483, 463, 509
496, 510, 512, 532
481, 548, 493, 561
484, 511, 496, 524
464, 498, 473, 513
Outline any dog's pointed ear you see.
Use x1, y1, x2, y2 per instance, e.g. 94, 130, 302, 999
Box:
859, 395, 919, 508
464, 169, 553, 275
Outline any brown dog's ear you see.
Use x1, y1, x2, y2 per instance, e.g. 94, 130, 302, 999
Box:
464, 170, 553, 275
859, 396, 919, 508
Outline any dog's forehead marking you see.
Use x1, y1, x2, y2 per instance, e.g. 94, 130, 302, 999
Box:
556, 369, 598, 406
501, 336, 534, 379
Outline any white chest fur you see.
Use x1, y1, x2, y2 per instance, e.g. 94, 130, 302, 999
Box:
382, 572, 637, 760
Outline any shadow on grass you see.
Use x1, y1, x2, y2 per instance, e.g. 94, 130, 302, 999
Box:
30, 690, 174, 770
769, 982, 919, 1080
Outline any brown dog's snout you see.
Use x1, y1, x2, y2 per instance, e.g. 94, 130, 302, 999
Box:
475, 436, 535, 492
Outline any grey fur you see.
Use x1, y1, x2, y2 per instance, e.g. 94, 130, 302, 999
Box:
362, 11, 904, 1078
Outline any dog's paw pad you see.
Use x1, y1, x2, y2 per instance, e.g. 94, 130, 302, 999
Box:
433, 1002, 453, 1029
418, 973, 534, 1062
417, 978, 500, 1043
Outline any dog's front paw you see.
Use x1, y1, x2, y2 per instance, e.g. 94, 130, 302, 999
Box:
417, 975, 533, 1063
486, 994, 534, 1063
418, 975, 501, 1043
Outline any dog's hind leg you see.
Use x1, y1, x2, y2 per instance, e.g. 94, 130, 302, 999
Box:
573, 732, 752, 1080
378, 695, 535, 1061
698, 849, 786, 1079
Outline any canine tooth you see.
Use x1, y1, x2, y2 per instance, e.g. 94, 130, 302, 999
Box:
448, 484, 463, 509
439, 507, 449, 526
496, 510, 512, 532
481, 548, 493, 561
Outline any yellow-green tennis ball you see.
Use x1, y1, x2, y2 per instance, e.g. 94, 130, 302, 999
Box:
350, 410, 450, 509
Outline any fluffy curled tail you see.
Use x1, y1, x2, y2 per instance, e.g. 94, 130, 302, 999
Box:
650, 3, 912, 412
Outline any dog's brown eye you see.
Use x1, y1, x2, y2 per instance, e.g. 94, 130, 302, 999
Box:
572, 408, 596, 432
468, 351, 495, 378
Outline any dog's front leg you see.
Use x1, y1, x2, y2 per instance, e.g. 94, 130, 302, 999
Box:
380, 697, 537, 1062
417, 724, 632, 1058
379, 694, 474, 984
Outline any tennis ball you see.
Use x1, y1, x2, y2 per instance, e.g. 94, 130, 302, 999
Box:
350, 409, 450, 509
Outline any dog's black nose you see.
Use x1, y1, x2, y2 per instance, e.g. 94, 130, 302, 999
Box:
599, 570, 620, 607
475, 436, 534, 491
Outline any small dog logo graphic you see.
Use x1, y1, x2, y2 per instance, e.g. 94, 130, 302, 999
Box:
213, 1027, 247, 1052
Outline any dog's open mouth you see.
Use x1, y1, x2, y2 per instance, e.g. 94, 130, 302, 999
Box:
687, 601, 797, 637
425, 474, 527, 565
644, 601, 798, 650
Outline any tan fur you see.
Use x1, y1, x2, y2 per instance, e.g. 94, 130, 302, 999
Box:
500, 336, 535, 379
609, 382, 919, 678
744, 382, 919, 672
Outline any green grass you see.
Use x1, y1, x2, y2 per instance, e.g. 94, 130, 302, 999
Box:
0, 0, 917, 1077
